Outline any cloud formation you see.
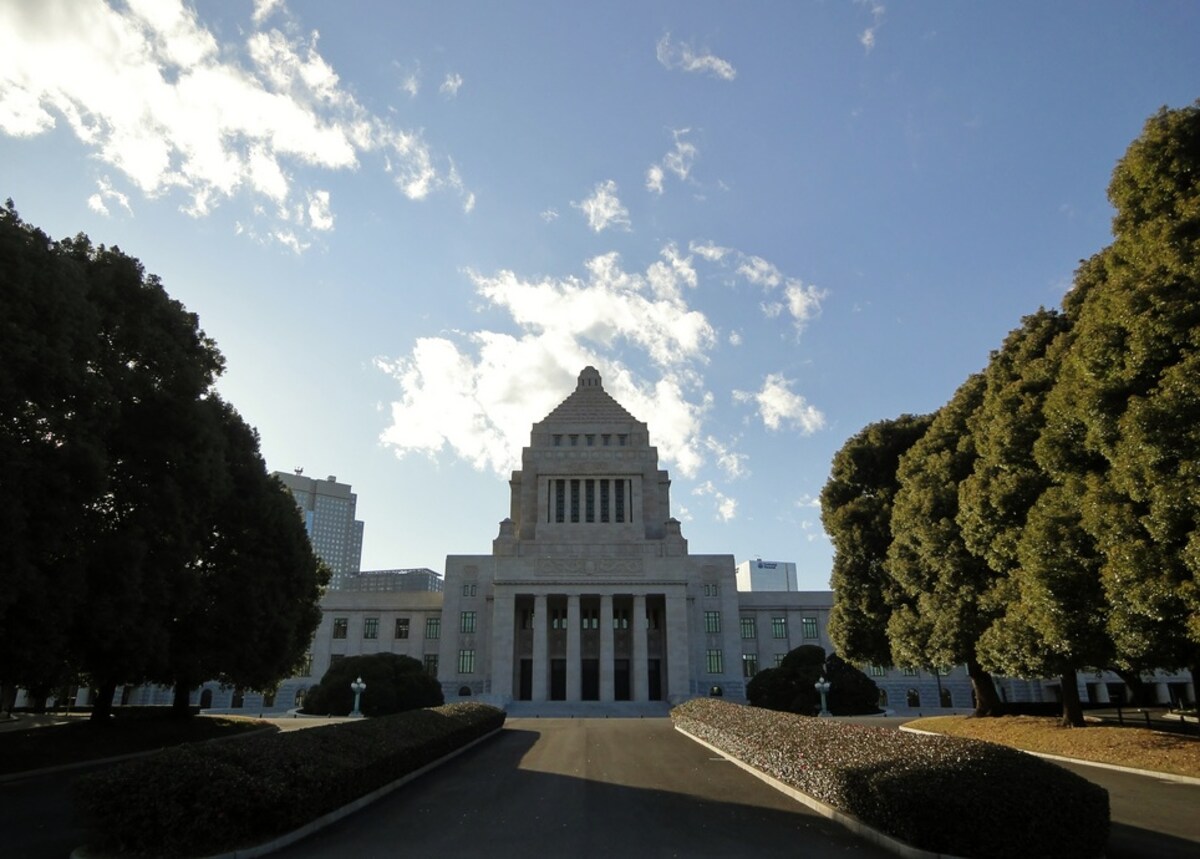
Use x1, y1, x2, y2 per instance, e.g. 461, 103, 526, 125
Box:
656, 33, 737, 81
858, 1, 886, 53
572, 179, 631, 232
440, 73, 463, 97
0, 0, 467, 248
734, 374, 825, 434
646, 128, 698, 195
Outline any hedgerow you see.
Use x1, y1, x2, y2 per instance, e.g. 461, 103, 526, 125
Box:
672, 698, 1108, 859
73, 702, 505, 858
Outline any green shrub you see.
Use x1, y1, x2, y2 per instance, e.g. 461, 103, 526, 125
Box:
74, 702, 504, 857
303, 652, 443, 716
672, 698, 1108, 859
746, 645, 881, 715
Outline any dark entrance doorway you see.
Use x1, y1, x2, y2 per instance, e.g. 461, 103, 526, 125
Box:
614, 659, 630, 701
199, 688, 213, 709
519, 659, 533, 700
582, 659, 599, 700
648, 659, 662, 701
550, 659, 566, 700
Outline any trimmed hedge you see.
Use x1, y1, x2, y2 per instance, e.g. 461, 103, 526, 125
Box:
672, 698, 1108, 859
74, 702, 505, 858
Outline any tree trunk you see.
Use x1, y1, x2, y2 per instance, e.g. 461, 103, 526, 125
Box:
1112, 668, 1150, 705
967, 658, 1004, 717
0, 683, 17, 717
90, 680, 117, 722
172, 679, 194, 718
1060, 667, 1085, 727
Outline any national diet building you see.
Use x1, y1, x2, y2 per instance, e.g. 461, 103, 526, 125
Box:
436, 366, 746, 705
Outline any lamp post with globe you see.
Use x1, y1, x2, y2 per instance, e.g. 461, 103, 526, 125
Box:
350, 676, 366, 718
814, 676, 831, 717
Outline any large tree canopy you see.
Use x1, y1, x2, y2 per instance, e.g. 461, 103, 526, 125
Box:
0, 202, 324, 719
822, 414, 932, 667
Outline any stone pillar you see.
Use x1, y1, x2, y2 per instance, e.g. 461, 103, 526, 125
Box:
532, 594, 548, 701
490, 591, 516, 702
632, 593, 648, 701
600, 593, 615, 701
567, 593, 581, 702
665, 590, 691, 702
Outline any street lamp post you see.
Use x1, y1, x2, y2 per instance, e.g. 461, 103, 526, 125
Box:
350, 676, 366, 718
814, 676, 831, 717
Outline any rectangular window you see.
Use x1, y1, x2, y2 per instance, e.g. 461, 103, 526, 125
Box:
585, 479, 595, 522
299, 651, 313, 676
585, 434, 595, 446
706, 649, 724, 674
771, 617, 788, 639
581, 608, 598, 629
520, 609, 534, 630
600, 480, 610, 522
801, 617, 819, 640
363, 617, 379, 640
462, 583, 477, 597
902, 667, 919, 677
740, 617, 757, 640
618, 434, 628, 446
553, 434, 562, 446
551, 608, 567, 630
424, 654, 438, 676
869, 664, 886, 678
395, 618, 410, 639
613, 609, 629, 629
742, 654, 758, 678
602, 434, 611, 446
774, 653, 785, 667
458, 649, 475, 674
332, 617, 348, 639
425, 617, 441, 640
570, 479, 580, 523
615, 479, 625, 523
704, 611, 721, 634
460, 611, 476, 634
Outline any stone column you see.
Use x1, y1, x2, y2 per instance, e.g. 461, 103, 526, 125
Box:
490, 591, 515, 702
567, 593, 581, 702
632, 593, 648, 701
600, 593, 615, 701
532, 594, 548, 701
665, 590, 691, 703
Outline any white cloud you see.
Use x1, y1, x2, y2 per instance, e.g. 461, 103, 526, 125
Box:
705, 436, 748, 479
86, 176, 133, 217
540, 208, 559, 222
645, 164, 665, 194
728, 330, 742, 347
693, 480, 738, 522
656, 33, 737, 81
377, 249, 723, 478
401, 73, 420, 97
784, 280, 826, 333
738, 255, 783, 289
439, 73, 463, 97
858, 1, 886, 53
0, 0, 466, 249
734, 373, 825, 434
572, 179, 631, 232
688, 240, 731, 262
646, 128, 698, 195
463, 192, 476, 214
307, 189, 333, 230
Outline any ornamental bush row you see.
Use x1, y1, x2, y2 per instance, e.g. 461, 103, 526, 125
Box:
74, 702, 506, 858
671, 698, 1109, 859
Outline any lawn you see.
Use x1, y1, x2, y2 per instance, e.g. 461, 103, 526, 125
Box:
0, 713, 274, 776
905, 714, 1200, 779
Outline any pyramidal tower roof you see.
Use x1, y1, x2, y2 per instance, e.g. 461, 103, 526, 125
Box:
539, 366, 640, 425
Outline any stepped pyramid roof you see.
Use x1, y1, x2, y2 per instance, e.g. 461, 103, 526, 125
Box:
539, 366, 641, 426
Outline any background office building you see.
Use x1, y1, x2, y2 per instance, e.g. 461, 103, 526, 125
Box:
274, 470, 364, 589
736, 559, 799, 592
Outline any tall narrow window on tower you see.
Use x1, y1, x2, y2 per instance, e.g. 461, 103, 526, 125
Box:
614, 479, 625, 523
570, 479, 580, 523
585, 479, 595, 522
600, 480, 610, 522
554, 479, 565, 523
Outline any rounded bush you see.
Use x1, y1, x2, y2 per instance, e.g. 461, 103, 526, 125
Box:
303, 653, 443, 717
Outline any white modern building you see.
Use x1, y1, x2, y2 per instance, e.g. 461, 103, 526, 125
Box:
737, 559, 799, 592
274, 470, 365, 590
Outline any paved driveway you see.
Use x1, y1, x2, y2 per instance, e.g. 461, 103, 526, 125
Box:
276, 717, 893, 858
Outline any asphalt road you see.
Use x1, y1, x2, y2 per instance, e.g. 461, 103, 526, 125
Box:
275, 718, 893, 858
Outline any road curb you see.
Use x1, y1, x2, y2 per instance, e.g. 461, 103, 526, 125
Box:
897, 725, 1200, 786
675, 725, 967, 859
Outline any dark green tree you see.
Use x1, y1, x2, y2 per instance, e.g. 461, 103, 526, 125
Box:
1038, 102, 1200, 686
0, 203, 102, 709
887, 374, 1004, 716
163, 397, 327, 714
304, 653, 444, 717
822, 414, 933, 667
746, 645, 880, 715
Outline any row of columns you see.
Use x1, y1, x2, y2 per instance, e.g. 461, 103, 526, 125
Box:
491, 589, 688, 703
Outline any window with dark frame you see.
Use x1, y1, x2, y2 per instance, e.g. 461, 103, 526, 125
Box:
363, 617, 379, 640
332, 618, 348, 639
460, 611, 476, 634
395, 618, 410, 639
425, 617, 441, 639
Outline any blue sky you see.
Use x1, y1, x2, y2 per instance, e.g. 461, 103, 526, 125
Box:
2, 1, 1197, 589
